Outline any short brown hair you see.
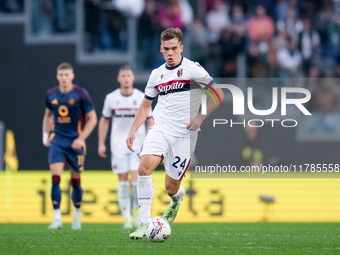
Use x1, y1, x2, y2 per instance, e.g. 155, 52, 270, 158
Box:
119, 65, 133, 72
161, 27, 183, 43
57, 62, 73, 71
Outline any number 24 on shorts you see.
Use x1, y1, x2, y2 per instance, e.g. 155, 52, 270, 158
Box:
172, 156, 187, 169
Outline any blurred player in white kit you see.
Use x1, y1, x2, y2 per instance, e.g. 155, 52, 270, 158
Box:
98, 65, 153, 229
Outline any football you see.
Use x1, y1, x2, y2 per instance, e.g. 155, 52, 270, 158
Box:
145, 216, 171, 242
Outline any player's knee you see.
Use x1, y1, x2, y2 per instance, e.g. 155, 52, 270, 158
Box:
138, 163, 153, 176
118, 173, 129, 181
138, 158, 155, 176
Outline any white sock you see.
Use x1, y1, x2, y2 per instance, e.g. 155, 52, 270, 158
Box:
118, 181, 131, 222
131, 180, 141, 225
53, 209, 61, 221
131, 180, 139, 212
169, 185, 185, 207
73, 207, 81, 221
137, 175, 154, 224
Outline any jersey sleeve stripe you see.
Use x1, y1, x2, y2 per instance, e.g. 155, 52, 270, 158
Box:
145, 95, 156, 100
208, 79, 215, 86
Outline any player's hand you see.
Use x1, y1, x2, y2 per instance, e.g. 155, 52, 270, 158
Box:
43, 132, 51, 147
187, 114, 204, 131
126, 133, 135, 152
43, 140, 51, 147
98, 144, 107, 158
72, 137, 84, 150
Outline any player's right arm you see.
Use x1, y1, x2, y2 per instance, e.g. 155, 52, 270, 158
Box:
98, 116, 110, 158
42, 108, 53, 147
127, 98, 153, 152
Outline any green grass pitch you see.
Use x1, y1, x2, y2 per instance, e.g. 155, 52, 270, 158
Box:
1, 223, 339, 255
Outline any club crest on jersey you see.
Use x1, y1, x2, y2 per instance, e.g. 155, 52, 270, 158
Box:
177, 69, 183, 77
68, 98, 75, 105
51, 98, 58, 105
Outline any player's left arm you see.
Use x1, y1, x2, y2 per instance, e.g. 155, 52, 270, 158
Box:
187, 84, 224, 131
146, 116, 154, 131
145, 105, 154, 131
72, 110, 98, 150
42, 108, 53, 147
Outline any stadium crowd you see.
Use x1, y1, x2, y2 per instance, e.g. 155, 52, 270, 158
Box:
82, 0, 340, 80
1, 0, 340, 131
6, 0, 340, 79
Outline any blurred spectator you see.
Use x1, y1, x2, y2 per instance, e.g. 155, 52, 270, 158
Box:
276, 36, 302, 78
317, 0, 339, 61
105, 9, 127, 51
248, 5, 275, 44
52, 0, 75, 32
84, 0, 129, 52
300, 0, 319, 19
271, 22, 287, 53
112, 0, 145, 18
266, 40, 280, 77
188, 17, 209, 65
230, 4, 247, 37
276, 6, 303, 40
246, 42, 269, 77
178, 0, 194, 28
31, 0, 53, 36
0, 0, 23, 13
297, 17, 320, 75
205, 0, 225, 12
205, 0, 230, 43
276, 0, 289, 21
84, 0, 101, 52
218, 27, 246, 77
158, 0, 185, 30
308, 65, 322, 78
250, 0, 276, 20
31, 0, 75, 36
137, 0, 162, 69
326, 14, 340, 61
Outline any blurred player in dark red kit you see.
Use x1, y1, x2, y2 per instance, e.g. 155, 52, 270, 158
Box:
42, 62, 97, 230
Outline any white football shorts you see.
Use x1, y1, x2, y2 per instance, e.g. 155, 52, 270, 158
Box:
111, 152, 139, 174
140, 128, 198, 180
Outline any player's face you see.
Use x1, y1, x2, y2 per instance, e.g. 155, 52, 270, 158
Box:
117, 69, 135, 89
160, 38, 183, 67
56, 69, 74, 88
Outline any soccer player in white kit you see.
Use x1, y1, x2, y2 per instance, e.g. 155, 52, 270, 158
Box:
98, 65, 153, 229
127, 28, 224, 239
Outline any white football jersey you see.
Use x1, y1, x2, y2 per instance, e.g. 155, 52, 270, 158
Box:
145, 57, 214, 137
102, 88, 152, 154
